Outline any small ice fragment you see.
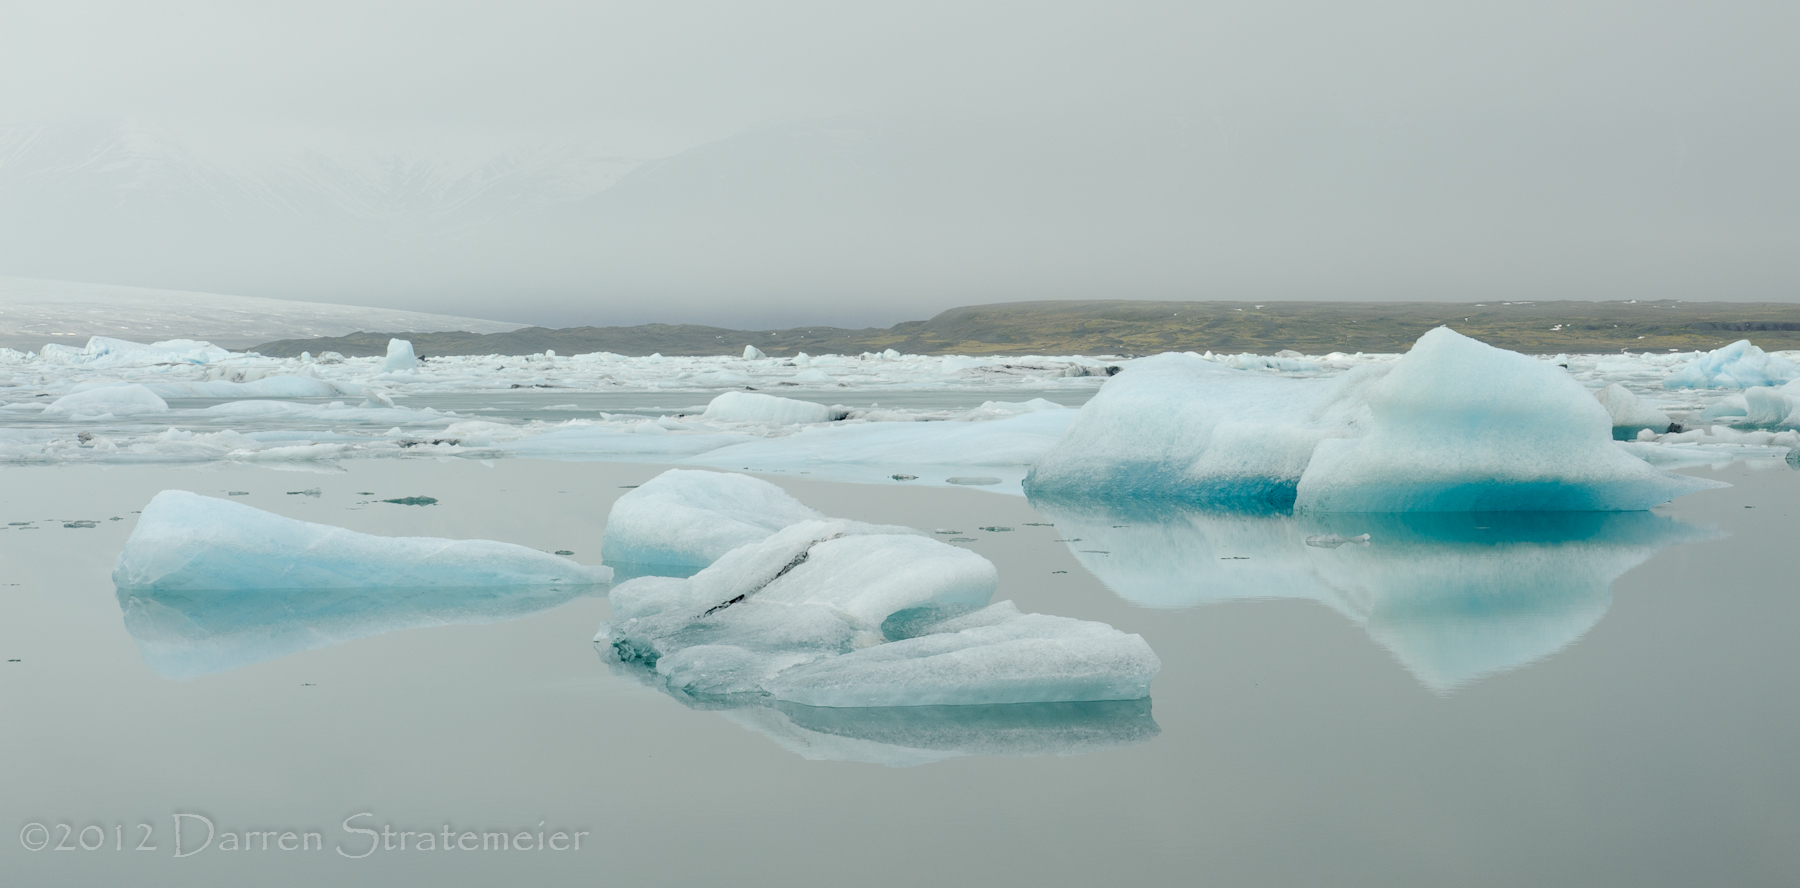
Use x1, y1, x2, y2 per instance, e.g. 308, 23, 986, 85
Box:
946, 476, 1003, 486
1305, 533, 1370, 548
227, 491, 249, 496
63, 520, 98, 529
890, 474, 919, 481
382, 496, 438, 506
554, 550, 575, 556
702, 391, 831, 424
978, 526, 1013, 532
287, 489, 322, 497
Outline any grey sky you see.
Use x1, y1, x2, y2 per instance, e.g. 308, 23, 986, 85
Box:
0, 1, 1794, 328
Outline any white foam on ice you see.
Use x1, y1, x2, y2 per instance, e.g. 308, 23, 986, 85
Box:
114, 490, 612, 591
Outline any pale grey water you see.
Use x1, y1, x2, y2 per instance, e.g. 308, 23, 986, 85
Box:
1, 457, 1797, 886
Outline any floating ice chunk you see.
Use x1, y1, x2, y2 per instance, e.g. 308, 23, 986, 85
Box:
114, 490, 611, 592
1743, 383, 1800, 429
701, 390, 832, 424
1296, 329, 1722, 511
743, 345, 766, 359
599, 469, 828, 568
1025, 352, 1377, 505
383, 338, 419, 371
601, 485, 1158, 707
142, 376, 343, 399
1663, 340, 1800, 389
42, 384, 169, 417
40, 336, 233, 366
789, 368, 835, 384
765, 602, 1161, 707
687, 408, 1074, 482
1595, 383, 1672, 437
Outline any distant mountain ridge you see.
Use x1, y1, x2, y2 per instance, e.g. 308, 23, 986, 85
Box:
249, 299, 1800, 358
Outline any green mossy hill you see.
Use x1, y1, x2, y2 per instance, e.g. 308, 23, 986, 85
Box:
249, 299, 1800, 358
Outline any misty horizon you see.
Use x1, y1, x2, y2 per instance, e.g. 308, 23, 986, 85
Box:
2, 2, 1794, 329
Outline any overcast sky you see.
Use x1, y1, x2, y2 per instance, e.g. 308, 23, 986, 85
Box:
1, 1, 1795, 327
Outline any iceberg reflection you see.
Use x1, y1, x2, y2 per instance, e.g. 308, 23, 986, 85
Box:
1030, 497, 1716, 691
603, 656, 1158, 766
120, 584, 599, 679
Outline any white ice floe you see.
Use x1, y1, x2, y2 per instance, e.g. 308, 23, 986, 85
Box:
42, 383, 169, 417
600, 469, 828, 568
1030, 328, 1721, 511
1595, 383, 1672, 436
2, 330, 1794, 473
1663, 340, 1800, 390
114, 490, 612, 591
701, 390, 834, 424
600, 472, 1159, 706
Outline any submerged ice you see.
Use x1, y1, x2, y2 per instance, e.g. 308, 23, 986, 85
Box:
600, 471, 1159, 707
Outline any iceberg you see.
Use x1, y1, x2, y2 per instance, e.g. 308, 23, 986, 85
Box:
700, 390, 833, 424
42, 383, 170, 417
1030, 328, 1718, 511
1024, 351, 1379, 506
743, 345, 766, 359
115, 490, 612, 591
599, 469, 827, 569
685, 407, 1076, 490
1029, 496, 1714, 691
600, 473, 1159, 706
1663, 340, 1800, 389
1295, 329, 1719, 511
383, 338, 418, 371
1595, 383, 1673, 438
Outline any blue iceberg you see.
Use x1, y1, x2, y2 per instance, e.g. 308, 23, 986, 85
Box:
1027, 328, 1720, 511
115, 490, 612, 592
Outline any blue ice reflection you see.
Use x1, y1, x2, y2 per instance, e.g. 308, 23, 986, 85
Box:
1030, 497, 1717, 691
602, 656, 1158, 766
119, 584, 600, 679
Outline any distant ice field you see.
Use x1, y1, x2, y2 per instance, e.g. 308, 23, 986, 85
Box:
0, 337, 1795, 489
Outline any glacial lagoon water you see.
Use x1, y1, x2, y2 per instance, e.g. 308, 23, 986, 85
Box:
2, 457, 1798, 886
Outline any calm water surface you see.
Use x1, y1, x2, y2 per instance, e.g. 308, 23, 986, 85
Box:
1, 458, 1795, 886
